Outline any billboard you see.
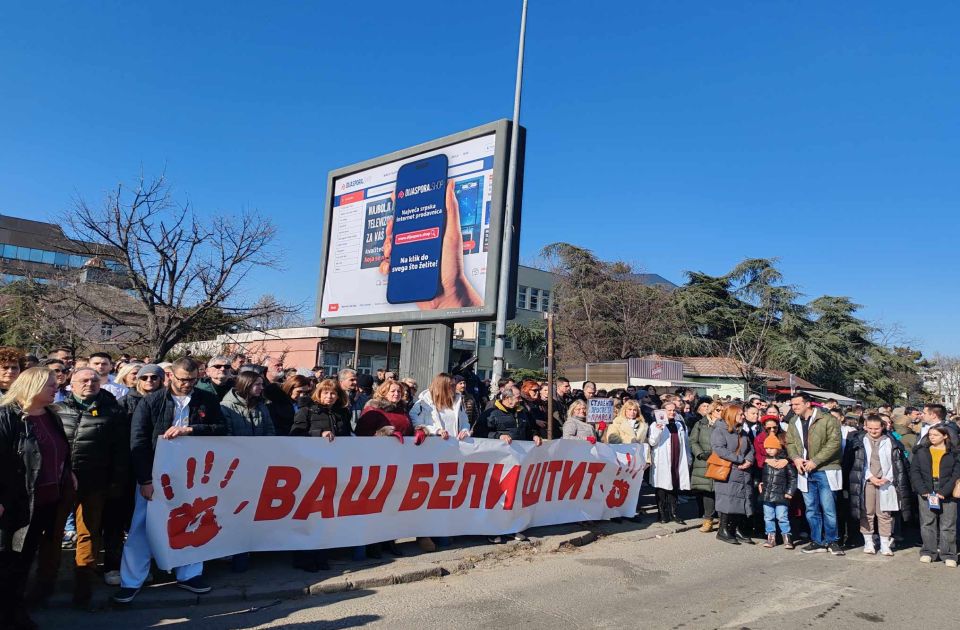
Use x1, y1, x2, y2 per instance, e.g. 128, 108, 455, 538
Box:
316, 120, 523, 327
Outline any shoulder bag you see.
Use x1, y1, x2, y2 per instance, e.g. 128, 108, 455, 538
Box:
705, 436, 742, 482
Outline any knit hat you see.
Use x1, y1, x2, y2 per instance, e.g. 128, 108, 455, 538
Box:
763, 435, 782, 450
137, 364, 165, 379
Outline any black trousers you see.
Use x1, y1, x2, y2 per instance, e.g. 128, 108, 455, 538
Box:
695, 490, 716, 518
0, 502, 57, 624
656, 488, 678, 517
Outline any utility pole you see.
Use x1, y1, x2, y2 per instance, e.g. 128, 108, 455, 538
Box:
490, 0, 528, 395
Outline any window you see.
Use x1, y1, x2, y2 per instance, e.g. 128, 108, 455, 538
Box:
322, 352, 341, 376
29, 248, 43, 263
529, 288, 540, 311
0, 244, 14, 259
69, 255, 86, 268
40, 250, 55, 264
541, 289, 551, 312
17, 247, 31, 261
477, 323, 489, 347
357, 354, 373, 375
100, 321, 114, 339
504, 334, 513, 350
54, 252, 69, 267
517, 285, 528, 309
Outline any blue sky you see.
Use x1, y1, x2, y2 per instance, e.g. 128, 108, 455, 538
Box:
1, 2, 957, 354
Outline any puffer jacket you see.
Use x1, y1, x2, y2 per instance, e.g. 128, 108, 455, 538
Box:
53, 390, 127, 493
0, 404, 72, 552
290, 402, 352, 438
759, 450, 799, 505
475, 401, 536, 441
220, 389, 276, 436
689, 416, 716, 492
845, 432, 913, 521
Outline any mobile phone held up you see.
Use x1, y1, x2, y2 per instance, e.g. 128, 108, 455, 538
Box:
386, 155, 449, 304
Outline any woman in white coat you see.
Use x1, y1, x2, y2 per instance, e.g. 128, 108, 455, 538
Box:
647, 400, 692, 524
408, 373, 471, 440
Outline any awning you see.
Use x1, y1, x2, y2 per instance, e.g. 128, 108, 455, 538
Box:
802, 389, 857, 405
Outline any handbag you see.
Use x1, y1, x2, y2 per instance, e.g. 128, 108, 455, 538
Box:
705, 436, 742, 482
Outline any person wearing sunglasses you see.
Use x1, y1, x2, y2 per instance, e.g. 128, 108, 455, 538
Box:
195, 354, 235, 402
42, 358, 72, 403
113, 358, 227, 605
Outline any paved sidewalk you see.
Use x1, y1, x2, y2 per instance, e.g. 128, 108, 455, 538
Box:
42, 495, 704, 611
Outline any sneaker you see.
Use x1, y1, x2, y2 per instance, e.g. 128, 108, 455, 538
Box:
863, 543, 876, 555
487, 536, 504, 544
176, 576, 211, 594
513, 532, 528, 542
112, 587, 141, 604
920, 555, 933, 563
946, 559, 957, 568
828, 542, 846, 556
801, 542, 827, 554
104, 570, 121, 586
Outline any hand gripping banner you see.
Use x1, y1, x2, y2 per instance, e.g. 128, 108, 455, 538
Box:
147, 437, 645, 569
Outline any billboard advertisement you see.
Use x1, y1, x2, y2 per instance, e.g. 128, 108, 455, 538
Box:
316, 120, 523, 327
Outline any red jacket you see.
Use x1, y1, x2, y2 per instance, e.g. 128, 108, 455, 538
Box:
356, 399, 413, 437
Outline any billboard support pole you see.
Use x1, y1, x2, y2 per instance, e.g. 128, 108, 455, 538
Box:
491, 0, 528, 395
353, 328, 361, 370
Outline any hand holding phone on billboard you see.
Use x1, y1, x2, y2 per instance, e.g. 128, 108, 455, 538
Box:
381, 176, 482, 310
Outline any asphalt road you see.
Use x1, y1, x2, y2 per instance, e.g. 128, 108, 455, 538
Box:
33, 526, 954, 630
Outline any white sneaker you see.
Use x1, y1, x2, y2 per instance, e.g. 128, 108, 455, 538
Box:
879, 537, 894, 557
104, 570, 121, 586
920, 555, 933, 563
946, 559, 958, 568
863, 541, 876, 554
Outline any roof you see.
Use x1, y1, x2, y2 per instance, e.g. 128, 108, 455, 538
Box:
644, 355, 775, 380
764, 369, 821, 391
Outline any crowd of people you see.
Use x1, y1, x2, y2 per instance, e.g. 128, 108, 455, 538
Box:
1, 344, 958, 629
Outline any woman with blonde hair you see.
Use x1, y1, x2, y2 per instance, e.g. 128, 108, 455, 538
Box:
0, 368, 75, 628
115, 363, 142, 389
604, 399, 649, 448
711, 404, 756, 544
408, 373, 470, 441
562, 399, 598, 442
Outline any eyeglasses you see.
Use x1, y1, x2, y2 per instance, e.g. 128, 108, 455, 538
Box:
51, 368, 67, 373
0, 365, 20, 372
171, 375, 198, 384
139, 375, 161, 382
209, 364, 228, 370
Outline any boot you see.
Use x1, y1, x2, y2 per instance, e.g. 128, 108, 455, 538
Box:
733, 515, 755, 544
699, 518, 714, 533
670, 502, 685, 525
783, 534, 794, 550
763, 534, 776, 548
72, 566, 94, 608
716, 514, 740, 545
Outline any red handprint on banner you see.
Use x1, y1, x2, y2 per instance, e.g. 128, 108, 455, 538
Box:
604, 451, 643, 509
160, 451, 242, 550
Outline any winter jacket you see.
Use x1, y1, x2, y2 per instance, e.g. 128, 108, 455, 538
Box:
759, 451, 798, 506
785, 409, 842, 471
461, 392, 480, 426
475, 401, 536, 441
648, 418, 692, 491
0, 404, 72, 553
916, 421, 960, 451
130, 388, 228, 485
604, 416, 649, 446
408, 390, 469, 436
844, 432, 912, 520
521, 398, 553, 440
53, 391, 127, 494
562, 417, 597, 440
220, 390, 276, 437
689, 416, 717, 493
910, 443, 960, 498
265, 394, 301, 437
291, 402, 352, 438
195, 377, 234, 402
711, 423, 755, 515
356, 399, 413, 437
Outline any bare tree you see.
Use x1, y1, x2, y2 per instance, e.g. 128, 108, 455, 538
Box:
926, 355, 960, 411
56, 173, 296, 359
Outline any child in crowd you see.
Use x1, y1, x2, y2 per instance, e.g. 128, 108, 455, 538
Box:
758, 434, 798, 549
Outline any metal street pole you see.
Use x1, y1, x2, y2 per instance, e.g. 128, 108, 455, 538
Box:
491, 0, 528, 396
353, 327, 361, 371
546, 311, 555, 440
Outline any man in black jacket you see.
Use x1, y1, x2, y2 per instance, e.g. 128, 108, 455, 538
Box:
113, 357, 227, 605
49, 367, 126, 606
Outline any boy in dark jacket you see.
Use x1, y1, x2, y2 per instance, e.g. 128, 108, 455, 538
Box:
758, 434, 798, 549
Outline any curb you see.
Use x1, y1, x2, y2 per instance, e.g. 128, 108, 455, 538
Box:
49, 519, 705, 611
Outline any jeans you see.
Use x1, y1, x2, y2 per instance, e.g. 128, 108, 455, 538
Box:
801, 471, 838, 546
918, 496, 957, 562
763, 502, 791, 535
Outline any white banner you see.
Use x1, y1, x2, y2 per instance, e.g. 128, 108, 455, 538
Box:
146, 437, 645, 569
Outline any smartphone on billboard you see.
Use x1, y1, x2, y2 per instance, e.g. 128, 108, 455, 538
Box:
386, 154, 449, 304
455, 177, 482, 255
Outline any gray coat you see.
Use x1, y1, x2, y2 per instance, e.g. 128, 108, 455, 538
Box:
221, 390, 276, 437
563, 417, 597, 440
710, 423, 755, 515
689, 416, 716, 492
